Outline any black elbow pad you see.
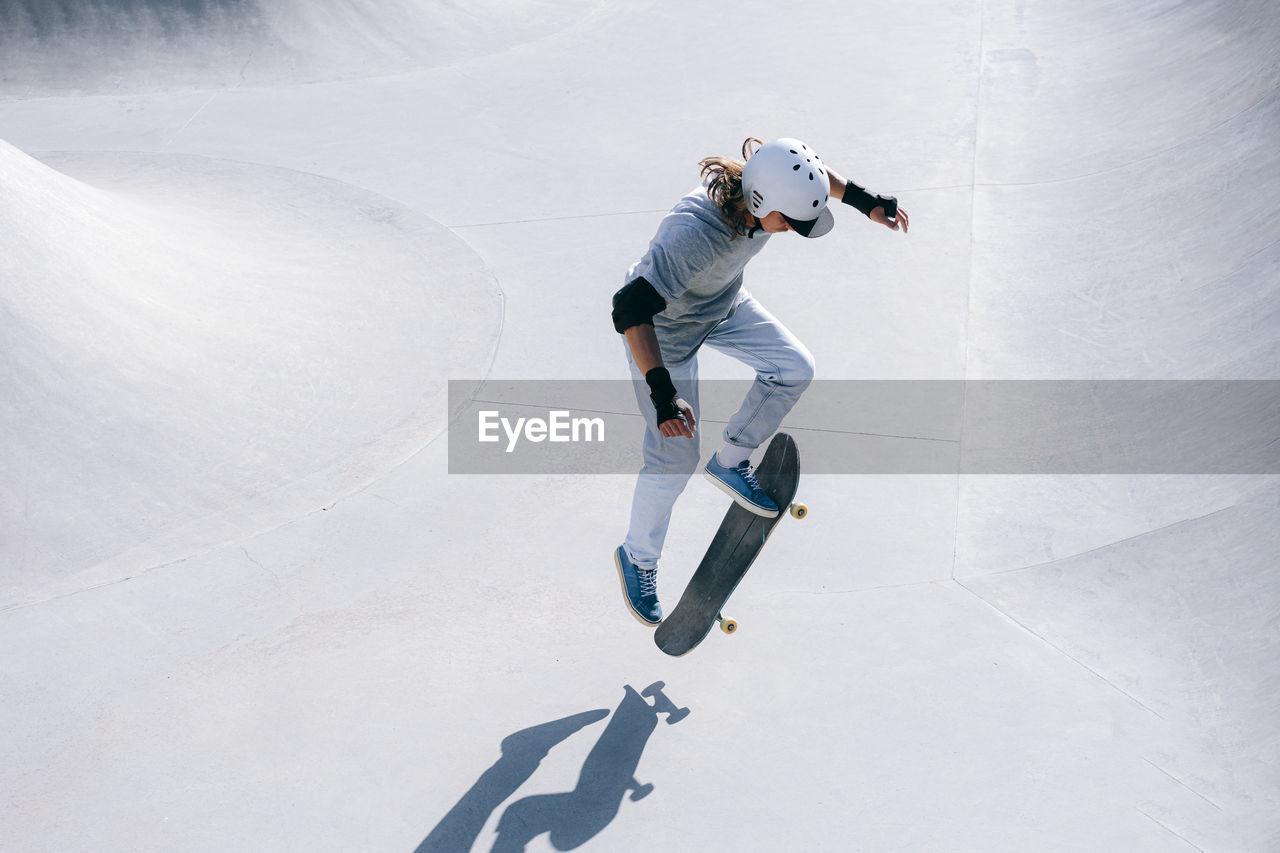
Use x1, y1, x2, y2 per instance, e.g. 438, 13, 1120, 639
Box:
611, 276, 666, 333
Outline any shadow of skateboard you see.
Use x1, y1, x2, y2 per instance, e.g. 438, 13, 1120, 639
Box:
490, 682, 689, 851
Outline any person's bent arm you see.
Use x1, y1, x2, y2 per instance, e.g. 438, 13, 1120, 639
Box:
623, 323, 664, 375
612, 279, 696, 437
826, 166, 909, 234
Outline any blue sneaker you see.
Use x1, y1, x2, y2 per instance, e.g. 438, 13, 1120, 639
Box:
614, 546, 662, 626
703, 454, 779, 517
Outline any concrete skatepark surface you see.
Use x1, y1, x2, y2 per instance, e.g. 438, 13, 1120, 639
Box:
2, 1, 1278, 850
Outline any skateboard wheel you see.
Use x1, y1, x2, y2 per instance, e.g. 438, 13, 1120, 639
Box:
719, 617, 738, 635
789, 502, 808, 519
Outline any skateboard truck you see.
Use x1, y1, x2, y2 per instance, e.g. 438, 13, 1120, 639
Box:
627, 777, 655, 802
641, 681, 690, 724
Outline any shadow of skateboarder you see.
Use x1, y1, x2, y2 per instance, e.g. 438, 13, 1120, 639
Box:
415, 682, 688, 853
414, 708, 610, 853
490, 682, 689, 852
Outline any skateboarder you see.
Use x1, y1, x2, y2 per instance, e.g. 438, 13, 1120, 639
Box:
611, 137, 908, 626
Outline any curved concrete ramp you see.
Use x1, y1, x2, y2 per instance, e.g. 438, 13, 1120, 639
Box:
0, 141, 500, 603
0, 0, 1277, 851
959, 489, 1280, 849
977, 0, 1280, 183
970, 77, 1280, 380
0, 0, 605, 95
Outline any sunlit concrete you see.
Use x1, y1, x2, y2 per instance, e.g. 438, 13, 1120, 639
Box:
2, 1, 1277, 850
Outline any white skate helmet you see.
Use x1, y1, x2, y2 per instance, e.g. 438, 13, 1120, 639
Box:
741, 138, 834, 238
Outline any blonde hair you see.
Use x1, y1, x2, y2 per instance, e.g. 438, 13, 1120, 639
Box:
699, 137, 763, 237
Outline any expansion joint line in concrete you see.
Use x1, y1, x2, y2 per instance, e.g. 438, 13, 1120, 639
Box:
952, 0, 987, 584
952, 577, 1164, 719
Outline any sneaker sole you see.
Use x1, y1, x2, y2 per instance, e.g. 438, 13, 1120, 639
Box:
614, 548, 662, 627
702, 467, 780, 518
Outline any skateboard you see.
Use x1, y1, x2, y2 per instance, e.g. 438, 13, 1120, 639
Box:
654, 432, 805, 656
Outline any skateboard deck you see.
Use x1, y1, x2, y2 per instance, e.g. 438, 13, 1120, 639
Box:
654, 432, 803, 657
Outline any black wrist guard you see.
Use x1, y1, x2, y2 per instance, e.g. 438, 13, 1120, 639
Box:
842, 180, 898, 220
645, 367, 681, 423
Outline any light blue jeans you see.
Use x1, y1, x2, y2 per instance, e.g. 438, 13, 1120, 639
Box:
622, 295, 814, 569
